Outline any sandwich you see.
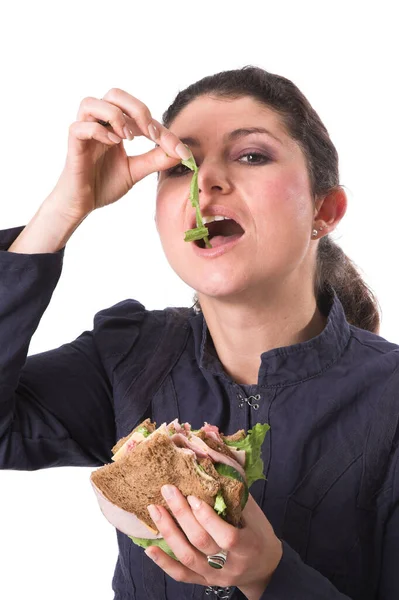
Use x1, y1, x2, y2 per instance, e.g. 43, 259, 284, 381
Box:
90, 418, 270, 558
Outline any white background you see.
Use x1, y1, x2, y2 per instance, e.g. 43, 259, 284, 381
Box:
1, 1, 398, 598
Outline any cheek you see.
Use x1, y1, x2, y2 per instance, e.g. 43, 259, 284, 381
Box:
155, 193, 184, 256
156, 194, 175, 235
256, 169, 313, 228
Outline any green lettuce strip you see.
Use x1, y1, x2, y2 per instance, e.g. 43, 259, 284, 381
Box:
224, 422, 270, 488
182, 152, 212, 248
184, 226, 209, 242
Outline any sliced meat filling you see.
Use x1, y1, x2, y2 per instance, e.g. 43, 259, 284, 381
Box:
194, 431, 241, 463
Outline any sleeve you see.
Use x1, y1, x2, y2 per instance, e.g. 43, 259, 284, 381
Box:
258, 542, 352, 599
376, 449, 399, 597
0, 225, 117, 470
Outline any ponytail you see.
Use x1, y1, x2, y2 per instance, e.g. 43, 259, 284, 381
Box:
316, 237, 381, 333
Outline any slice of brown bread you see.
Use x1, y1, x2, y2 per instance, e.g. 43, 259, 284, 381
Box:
91, 432, 220, 533
198, 458, 244, 527
111, 418, 157, 455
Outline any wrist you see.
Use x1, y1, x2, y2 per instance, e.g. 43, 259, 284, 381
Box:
8, 198, 87, 254
239, 577, 270, 600
37, 199, 88, 251
41, 185, 91, 225
239, 539, 283, 600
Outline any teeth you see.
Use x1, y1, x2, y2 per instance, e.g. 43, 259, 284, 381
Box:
202, 215, 229, 225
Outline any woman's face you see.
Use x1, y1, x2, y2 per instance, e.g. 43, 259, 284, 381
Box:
155, 95, 316, 303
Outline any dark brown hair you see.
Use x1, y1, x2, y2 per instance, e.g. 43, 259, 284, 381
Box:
161, 66, 380, 333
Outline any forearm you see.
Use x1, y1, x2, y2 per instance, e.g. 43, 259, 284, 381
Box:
8, 193, 87, 254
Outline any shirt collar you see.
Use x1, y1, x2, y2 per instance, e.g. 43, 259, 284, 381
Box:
188, 287, 351, 387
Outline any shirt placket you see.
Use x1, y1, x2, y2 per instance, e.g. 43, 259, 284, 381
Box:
236, 381, 268, 412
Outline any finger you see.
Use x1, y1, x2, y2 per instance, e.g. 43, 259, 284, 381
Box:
68, 121, 124, 155
144, 546, 206, 586
160, 486, 221, 557
151, 117, 192, 161
76, 96, 130, 141
186, 495, 240, 553
102, 88, 190, 160
235, 494, 277, 558
147, 503, 213, 575
127, 146, 182, 185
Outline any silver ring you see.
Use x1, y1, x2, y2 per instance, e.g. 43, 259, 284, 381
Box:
207, 549, 228, 569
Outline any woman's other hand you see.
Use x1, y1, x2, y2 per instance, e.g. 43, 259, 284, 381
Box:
145, 487, 283, 600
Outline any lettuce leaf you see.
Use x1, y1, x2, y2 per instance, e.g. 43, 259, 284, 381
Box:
224, 422, 270, 488
136, 426, 150, 437
129, 536, 178, 561
214, 492, 227, 517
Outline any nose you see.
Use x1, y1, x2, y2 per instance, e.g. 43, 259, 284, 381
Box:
196, 158, 232, 200
198, 186, 223, 194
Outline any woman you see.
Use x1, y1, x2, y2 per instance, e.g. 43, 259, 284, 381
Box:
1, 67, 398, 600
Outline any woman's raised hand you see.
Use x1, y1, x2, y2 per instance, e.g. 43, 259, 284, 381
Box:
52, 88, 189, 222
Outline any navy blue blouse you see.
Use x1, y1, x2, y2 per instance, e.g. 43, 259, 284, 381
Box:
1, 225, 399, 600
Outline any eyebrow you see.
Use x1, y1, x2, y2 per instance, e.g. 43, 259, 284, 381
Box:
178, 127, 283, 148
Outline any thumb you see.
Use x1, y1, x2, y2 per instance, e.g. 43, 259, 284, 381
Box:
241, 493, 268, 529
127, 146, 181, 185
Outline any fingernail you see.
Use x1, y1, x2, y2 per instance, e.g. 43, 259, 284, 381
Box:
147, 504, 161, 522
123, 126, 134, 141
187, 496, 201, 510
108, 132, 122, 143
148, 123, 159, 142
161, 485, 176, 500
175, 143, 191, 160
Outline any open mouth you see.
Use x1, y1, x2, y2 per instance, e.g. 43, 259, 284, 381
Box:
195, 218, 245, 249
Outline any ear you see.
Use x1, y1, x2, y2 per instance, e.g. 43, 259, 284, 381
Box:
314, 187, 347, 232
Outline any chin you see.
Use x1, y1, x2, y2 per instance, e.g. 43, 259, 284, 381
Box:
164, 246, 253, 299
188, 275, 251, 303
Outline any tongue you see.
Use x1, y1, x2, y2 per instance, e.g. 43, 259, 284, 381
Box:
209, 234, 241, 248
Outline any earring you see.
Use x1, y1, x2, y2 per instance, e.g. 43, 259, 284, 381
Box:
312, 223, 328, 238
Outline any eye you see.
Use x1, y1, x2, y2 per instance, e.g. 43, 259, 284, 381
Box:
165, 151, 272, 177
237, 151, 272, 165
166, 163, 192, 177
